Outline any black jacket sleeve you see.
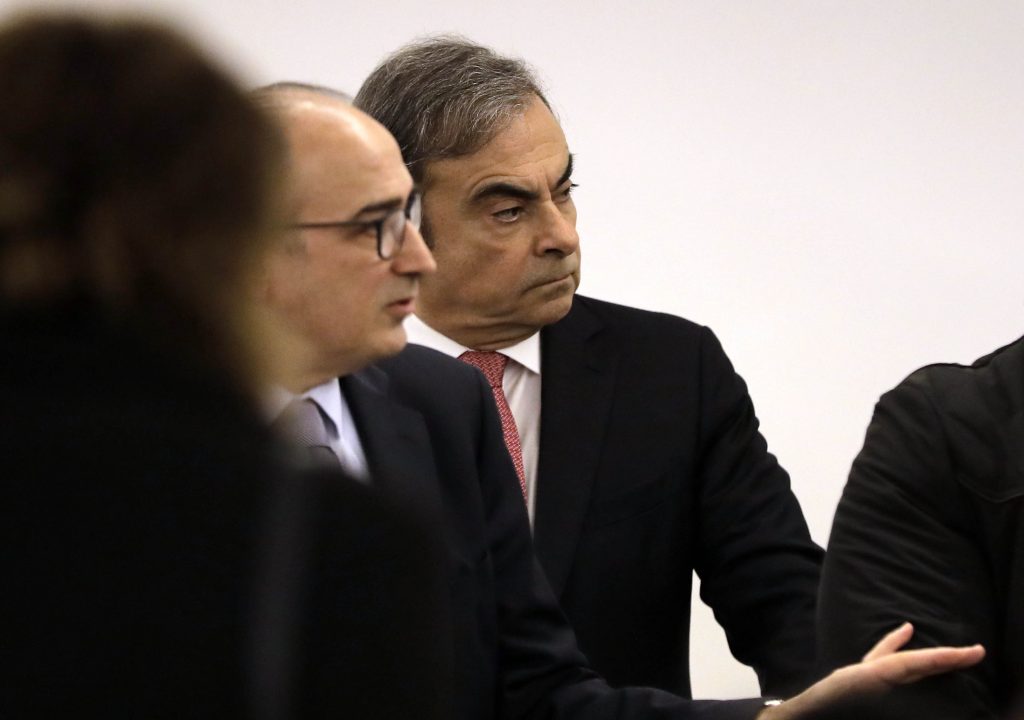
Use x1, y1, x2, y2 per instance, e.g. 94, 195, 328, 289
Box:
692, 327, 824, 697
818, 377, 999, 719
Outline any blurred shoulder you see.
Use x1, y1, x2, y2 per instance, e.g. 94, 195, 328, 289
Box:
376, 343, 480, 382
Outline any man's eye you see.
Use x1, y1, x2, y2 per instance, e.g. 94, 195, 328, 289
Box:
493, 207, 522, 222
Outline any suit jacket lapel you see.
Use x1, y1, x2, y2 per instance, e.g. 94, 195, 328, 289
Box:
533, 298, 619, 596
340, 368, 441, 519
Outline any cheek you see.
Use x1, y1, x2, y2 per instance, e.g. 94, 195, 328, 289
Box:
301, 258, 363, 329
451, 241, 531, 291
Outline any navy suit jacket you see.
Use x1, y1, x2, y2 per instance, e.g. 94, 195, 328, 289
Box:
533, 295, 823, 696
345, 343, 771, 720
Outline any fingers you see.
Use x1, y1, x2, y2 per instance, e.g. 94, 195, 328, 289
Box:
859, 621, 985, 687
772, 630, 986, 720
871, 644, 986, 686
768, 642, 986, 720
862, 621, 913, 661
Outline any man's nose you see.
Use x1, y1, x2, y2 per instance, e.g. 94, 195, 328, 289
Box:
392, 220, 436, 275
535, 204, 579, 256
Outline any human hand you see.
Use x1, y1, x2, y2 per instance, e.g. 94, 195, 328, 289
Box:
758, 622, 984, 720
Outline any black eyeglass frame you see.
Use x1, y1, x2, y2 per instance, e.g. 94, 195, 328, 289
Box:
289, 191, 421, 260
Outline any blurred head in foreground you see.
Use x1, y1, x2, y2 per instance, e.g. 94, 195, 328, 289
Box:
0, 15, 456, 720
0, 12, 285, 394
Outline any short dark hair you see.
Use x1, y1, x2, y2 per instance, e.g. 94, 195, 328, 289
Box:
354, 35, 548, 184
0, 13, 284, 387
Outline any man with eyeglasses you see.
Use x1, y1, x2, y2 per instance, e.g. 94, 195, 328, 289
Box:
254, 83, 983, 720
257, 84, 433, 480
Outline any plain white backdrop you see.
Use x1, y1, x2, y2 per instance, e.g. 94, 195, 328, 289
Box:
7, 0, 1023, 699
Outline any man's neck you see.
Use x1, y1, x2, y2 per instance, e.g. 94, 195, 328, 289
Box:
279, 359, 361, 395
405, 315, 542, 375
416, 311, 536, 352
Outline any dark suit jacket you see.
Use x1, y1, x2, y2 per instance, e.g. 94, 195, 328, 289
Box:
818, 335, 1024, 719
353, 344, 770, 720
532, 295, 823, 697
0, 308, 450, 720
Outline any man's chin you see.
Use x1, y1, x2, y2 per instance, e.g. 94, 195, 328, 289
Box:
374, 326, 410, 360
532, 290, 575, 328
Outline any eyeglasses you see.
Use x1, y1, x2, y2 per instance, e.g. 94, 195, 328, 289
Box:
290, 191, 422, 260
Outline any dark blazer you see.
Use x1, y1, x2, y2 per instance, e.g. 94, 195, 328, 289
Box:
356, 344, 771, 720
0, 310, 450, 720
532, 295, 823, 697
818, 335, 1024, 719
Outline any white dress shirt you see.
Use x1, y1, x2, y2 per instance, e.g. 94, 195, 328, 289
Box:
405, 314, 541, 523
266, 379, 370, 481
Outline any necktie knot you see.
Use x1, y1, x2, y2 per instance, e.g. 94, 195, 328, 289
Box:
274, 398, 340, 469
459, 351, 509, 389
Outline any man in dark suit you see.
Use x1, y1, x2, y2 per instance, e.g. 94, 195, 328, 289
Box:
354, 36, 824, 698
257, 82, 984, 720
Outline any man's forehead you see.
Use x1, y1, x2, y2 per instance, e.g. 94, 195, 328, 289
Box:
287, 101, 388, 159
286, 102, 409, 209
425, 101, 570, 194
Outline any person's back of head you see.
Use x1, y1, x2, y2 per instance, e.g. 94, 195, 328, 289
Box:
0, 13, 287, 717
0, 13, 285, 393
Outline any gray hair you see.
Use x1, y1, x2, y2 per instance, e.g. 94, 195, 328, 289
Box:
353, 35, 549, 183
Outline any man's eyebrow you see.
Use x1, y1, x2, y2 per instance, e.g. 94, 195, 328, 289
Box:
352, 196, 404, 219
470, 182, 539, 204
469, 154, 575, 205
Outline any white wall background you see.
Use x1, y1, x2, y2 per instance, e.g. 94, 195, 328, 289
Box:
7, 0, 1023, 699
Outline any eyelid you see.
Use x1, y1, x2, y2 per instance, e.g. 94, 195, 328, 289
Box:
493, 206, 522, 222
354, 210, 390, 223
554, 182, 577, 202
488, 194, 525, 210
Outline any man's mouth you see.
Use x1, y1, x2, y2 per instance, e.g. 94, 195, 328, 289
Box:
538, 273, 573, 288
387, 296, 417, 316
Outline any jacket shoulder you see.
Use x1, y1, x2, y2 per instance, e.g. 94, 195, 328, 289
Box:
565, 294, 707, 341
901, 335, 1024, 412
376, 343, 480, 383
371, 345, 490, 420
893, 335, 1024, 502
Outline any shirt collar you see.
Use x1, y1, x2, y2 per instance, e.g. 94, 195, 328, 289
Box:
405, 314, 541, 375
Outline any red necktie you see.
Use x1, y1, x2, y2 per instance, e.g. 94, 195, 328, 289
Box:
459, 351, 528, 504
